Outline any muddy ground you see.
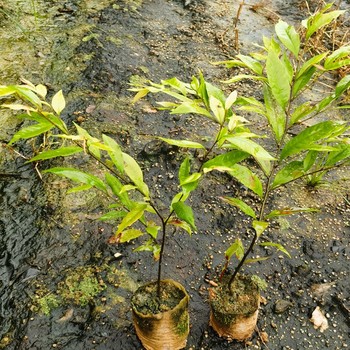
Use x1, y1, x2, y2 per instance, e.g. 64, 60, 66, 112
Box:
0, 0, 349, 349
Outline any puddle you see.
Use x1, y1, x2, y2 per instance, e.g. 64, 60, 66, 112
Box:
1, 0, 350, 349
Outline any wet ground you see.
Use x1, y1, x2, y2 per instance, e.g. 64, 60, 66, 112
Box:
0, 0, 349, 349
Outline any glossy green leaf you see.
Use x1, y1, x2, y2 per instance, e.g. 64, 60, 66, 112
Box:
266, 48, 291, 109
9, 122, 53, 145
134, 239, 161, 260
271, 161, 304, 189
220, 196, 256, 218
118, 228, 144, 243
158, 137, 205, 149
265, 207, 319, 219
13, 86, 42, 108
252, 220, 269, 237
325, 144, 350, 166
228, 164, 263, 198
99, 210, 127, 221
259, 242, 291, 258
172, 201, 196, 231
303, 9, 344, 40
51, 90, 65, 115
225, 239, 244, 261
0, 85, 16, 97
236, 54, 263, 75
105, 173, 134, 209
335, 75, 350, 98
225, 136, 275, 161
303, 151, 318, 171
280, 121, 341, 160
116, 203, 148, 234
43, 167, 107, 192
263, 85, 286, 142
122, 152, 149, 197
244, 257, 269, 264
275, 20, 300, 56
66, 184, 93, 194
324, 46, 350, 70
203, 150, 248, 173
180, 172, 201, 186
222, 75, 267, 84
146, 221, 161, 239
225, 90, 238, 110
292, 66, 316, 97
209, 96, 225, 124
168, 218, 192, 235
296, 53, 327, 79
170, 102, 214, 120
28, 146, 82, 162
290, 102, 315, 125
102, 134, 124, 173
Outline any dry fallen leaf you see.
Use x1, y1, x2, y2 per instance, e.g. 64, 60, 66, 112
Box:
311, 282, 334, 299
310, 306, 329, 332
57, 308, 74, 323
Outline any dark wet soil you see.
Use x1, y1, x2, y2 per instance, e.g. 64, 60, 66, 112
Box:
1, 1, 350, 350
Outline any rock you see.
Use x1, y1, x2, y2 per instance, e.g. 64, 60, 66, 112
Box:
274, 299, 293, 314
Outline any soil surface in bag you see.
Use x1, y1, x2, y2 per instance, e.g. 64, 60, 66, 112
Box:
0, 1, 349, 350
132, 281, 187, 315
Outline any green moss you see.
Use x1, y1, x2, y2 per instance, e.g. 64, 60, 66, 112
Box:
38, 293, 60, 315
58, 266, 106, 306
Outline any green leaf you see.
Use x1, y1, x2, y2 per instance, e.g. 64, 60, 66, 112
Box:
265, 207, 319, 219
146, 221, 161, 239
168, 218, 192, 235
28, 146, 82, 162
271, 161, 304, 189
102, 134, 124, 173
99, 210, 127, 221
132, 88, 149, 103
122, 152, 149, 197
324, 46, 350, 70
116, 203, 148, 234
9, 122, 53, 145
325, 144, 350, 166
158, 137, 205, 149
203, 150, 248, 172
335, 75, 350, 98
296, 53, 327, 79
118, 229, 144, 243
220, 196, 256, 218
236, 54, 263, 75
170, 102, 214, 120
266, 49, 291, 109
225, 136, 275, 161
222, 75, 267, 84
275, 20, 300, 56
0, 85, 16, 97
13, 86, 42, 108
292, 66, 316, 97
179, 157, 190, 184
225, 90, 238, 110
252, 220, 269, 237
105, 173, 134, 210
280, 121, 344, 160
228, 164, 263, 198
303, 150, 318, 171
134, 239, 161, 260
51, 90, 66, 115
43, 167, 107, 192
209, 95, 225, 124
303, 9, 345, 40
66, 184, 93, 194
290, 102, 316, 125
259, 242, 291, 258
172, 201, 196, 231
225, 239, 244, 261
263, 84, 286, 142
1, 103, 35, 111
35, 84, 47, 99
244, 257, 269, 264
